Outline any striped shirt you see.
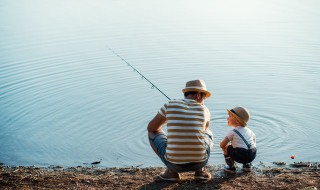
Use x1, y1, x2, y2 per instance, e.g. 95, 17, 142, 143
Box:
158, 99, 211, 164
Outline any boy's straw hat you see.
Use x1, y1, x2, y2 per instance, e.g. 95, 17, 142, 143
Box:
227, 107, 250, 126
182, 79, 211, 98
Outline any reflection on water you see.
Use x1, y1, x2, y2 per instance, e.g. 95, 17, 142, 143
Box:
0, 0, 320, 167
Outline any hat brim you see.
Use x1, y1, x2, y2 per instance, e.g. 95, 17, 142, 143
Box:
182, 88, 211, 98
227, 109, 247, 126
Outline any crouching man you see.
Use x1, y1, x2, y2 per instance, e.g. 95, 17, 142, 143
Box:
147, 79, 214, 182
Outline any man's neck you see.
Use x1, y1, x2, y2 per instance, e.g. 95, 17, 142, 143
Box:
185, 96, 204, 105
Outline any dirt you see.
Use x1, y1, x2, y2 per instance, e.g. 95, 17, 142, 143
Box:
0, 162, 319, 190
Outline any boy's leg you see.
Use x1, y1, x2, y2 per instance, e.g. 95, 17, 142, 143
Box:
224, 145, 236, 173
224, 154, 235, 167
242, 148, 257, 172
242, 163, 253, 172
225, 145, 235, 166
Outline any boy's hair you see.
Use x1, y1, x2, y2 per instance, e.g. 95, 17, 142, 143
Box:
229, 113, 244, 127
227, 107, 250, 127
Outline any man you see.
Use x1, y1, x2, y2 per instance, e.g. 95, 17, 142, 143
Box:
147, 79, 214, 181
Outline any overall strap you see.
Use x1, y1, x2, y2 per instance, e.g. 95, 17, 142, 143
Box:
233, 129, 251, 149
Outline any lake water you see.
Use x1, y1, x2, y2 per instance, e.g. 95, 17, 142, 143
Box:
1, 0, 320, 168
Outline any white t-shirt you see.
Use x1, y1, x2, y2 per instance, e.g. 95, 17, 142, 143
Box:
226, 126, 256, 149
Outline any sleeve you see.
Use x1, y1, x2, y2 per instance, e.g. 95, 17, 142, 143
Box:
226, 130, 234, 141
158, 102, 168, 117
253, 132, 256, 145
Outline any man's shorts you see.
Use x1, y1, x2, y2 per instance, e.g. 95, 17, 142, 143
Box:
227, 145, 257, 164
149, 131, 214, 173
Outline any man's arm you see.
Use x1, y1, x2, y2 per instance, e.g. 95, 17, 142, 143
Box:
147, 113, 166, 156
205, 121, 210, 131
147, 113, 166, 133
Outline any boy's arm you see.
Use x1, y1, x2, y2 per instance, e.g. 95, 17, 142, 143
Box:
220, 137, 230, 148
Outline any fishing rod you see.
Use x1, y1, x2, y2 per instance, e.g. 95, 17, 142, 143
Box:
108, 47, 171, 100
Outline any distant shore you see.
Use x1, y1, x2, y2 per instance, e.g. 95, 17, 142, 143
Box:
0, 162, 319, 189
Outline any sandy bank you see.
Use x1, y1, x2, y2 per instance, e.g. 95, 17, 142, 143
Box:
0, 162, 319, 189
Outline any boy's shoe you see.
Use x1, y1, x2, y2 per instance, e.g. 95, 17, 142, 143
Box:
224, 165, 236, 174
242, 163, 252, 172
194, 168, 212, 180
157, 169, 181, 182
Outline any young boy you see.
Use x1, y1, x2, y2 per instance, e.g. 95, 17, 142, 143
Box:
220, 107, 257, 173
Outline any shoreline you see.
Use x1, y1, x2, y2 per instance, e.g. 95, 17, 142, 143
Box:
0, 162, 319, 189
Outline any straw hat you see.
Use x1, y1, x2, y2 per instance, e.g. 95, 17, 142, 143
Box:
182, 79, 211, 98
227, 107, 250, 127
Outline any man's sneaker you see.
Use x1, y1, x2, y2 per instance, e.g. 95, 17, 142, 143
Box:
242, 163, 252, 172
157, 169, 181, 182
194, 168, 212, 180
224, 165, 236, 174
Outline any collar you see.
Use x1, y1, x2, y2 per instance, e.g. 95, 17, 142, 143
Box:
235, 126, 244, 129
182, 98, 197, 103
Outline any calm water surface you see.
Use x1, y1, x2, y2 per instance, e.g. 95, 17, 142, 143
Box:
1, 0, 320, 167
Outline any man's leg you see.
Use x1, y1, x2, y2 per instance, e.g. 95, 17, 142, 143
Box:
194, 130, 214, 180
148, 130, 180, 182
148, 131, 164, 157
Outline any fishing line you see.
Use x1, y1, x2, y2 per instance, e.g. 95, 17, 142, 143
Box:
108, 47, 171, 100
